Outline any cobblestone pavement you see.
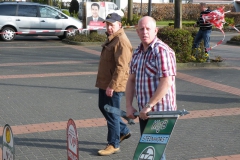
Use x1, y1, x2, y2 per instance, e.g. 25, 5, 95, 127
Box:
0, 31, 240, 160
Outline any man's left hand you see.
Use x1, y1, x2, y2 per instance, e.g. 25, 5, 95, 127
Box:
106, 87, 114, 97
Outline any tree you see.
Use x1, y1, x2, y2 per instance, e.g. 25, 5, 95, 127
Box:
174, 0, 182, 29
128, 0, 133, 24
69, 0, 79, 17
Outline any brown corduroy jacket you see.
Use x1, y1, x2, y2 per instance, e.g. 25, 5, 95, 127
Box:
95, 28, 133, 92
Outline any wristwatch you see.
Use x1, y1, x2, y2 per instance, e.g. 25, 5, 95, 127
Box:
145, 103, 152, 109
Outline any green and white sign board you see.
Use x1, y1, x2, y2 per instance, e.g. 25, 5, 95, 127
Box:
133, 115, 179, 160
102, 105, 189, 160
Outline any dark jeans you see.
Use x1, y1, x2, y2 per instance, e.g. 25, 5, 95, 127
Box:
193, 29, 212, 52
98, 89, 130, 148
139, 118, 166, 160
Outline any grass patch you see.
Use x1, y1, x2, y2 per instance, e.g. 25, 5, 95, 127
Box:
156, 20, 196, 26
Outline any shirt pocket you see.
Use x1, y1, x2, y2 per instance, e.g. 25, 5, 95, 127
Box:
145, 60, 158, 77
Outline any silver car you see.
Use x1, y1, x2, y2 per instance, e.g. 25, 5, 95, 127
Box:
0, 2, 83, 41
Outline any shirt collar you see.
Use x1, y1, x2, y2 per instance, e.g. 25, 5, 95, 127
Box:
139, 36, 158, 53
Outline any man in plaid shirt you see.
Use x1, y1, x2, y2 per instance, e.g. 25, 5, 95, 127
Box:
125, 16, 177, 160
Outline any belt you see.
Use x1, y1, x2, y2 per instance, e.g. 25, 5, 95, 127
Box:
200, 28, 211, 31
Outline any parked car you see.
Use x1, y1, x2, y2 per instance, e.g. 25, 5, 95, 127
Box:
0, 2, 83, 41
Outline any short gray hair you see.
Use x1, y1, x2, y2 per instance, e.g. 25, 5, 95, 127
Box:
200, 2, 206, 6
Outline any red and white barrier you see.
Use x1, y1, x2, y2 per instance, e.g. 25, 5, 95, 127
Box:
0, 26, 136, 35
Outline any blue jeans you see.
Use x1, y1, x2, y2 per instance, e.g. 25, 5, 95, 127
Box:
193, 29, 211, 52
139, 118, 166, 160
98, 89, 130, 148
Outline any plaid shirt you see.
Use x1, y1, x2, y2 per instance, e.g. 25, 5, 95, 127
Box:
130, 37, 177, 111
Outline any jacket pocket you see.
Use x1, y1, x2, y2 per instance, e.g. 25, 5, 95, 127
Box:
102, 46, 113, 62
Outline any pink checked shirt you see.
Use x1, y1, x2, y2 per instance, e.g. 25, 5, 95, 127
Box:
130, 37, 177, 111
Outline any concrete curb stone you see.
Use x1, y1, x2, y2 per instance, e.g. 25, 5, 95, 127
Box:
226, 40, 240, 46
62, 39, 103, 46
177, 61, 227, 69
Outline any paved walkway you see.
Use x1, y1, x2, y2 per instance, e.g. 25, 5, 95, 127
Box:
0, 31, 240, 160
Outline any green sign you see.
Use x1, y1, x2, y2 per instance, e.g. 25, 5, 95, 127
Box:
133, 115, 179, 160
102, 105, 189, 160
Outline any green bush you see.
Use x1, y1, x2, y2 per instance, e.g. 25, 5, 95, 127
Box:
157, 26, 193, 63
230, 35, 240, 41
122, 14, 141, 26
62, 10, 70, 16
67, 32, 106, 42
157, 26, 210, 63
224, 17, 234, 29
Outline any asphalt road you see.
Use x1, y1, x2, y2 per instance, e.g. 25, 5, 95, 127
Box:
0, 30, 239, 160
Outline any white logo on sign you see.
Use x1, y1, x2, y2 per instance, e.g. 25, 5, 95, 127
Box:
151, 120, 168, 133
68, 125, 77, 154
138, 146, 155, 160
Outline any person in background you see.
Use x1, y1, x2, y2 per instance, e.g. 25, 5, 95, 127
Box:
86, 3, 104, 25
193, 2, 212, 62
96, 13, 133, 156
125, 16, 177, 160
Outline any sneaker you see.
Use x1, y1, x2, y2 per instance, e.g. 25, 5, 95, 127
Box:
120, 133, 131, 143
98, 144, 120, 156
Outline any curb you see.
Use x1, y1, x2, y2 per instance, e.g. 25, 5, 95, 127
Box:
226, 40, 240, 46
177, 61, 227, 69
62, 39, 103, 46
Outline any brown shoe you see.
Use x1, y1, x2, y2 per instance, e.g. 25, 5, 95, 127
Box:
98, 144, 120, 156
120, 133, 131, 143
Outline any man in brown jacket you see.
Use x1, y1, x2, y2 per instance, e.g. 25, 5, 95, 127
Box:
95, 13, 133, 156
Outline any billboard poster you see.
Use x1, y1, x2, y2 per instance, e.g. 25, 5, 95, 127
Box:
67, 119, 79, 160
86, 2, 106, 30
2, 124, 14, 160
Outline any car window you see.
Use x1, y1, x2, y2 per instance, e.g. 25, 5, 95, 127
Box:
79, 2, 83, 9
39, 6, 66, 18
0, 4, 17, 16
108, 4, 114, 10
114, 4, 118, 10
18, 5, 38, 17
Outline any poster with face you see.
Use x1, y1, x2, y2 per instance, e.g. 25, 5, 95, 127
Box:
86, 2, 106, 29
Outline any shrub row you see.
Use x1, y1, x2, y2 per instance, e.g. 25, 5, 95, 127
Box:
67, 32, 106, 42
129, 3, 240, 24
158, 26, 207, 63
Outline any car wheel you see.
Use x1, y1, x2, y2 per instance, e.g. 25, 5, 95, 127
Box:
0, 27, 16, 41
65, 27, 78, 38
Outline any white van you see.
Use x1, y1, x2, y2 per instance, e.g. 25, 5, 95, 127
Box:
0, 2, 83, 41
